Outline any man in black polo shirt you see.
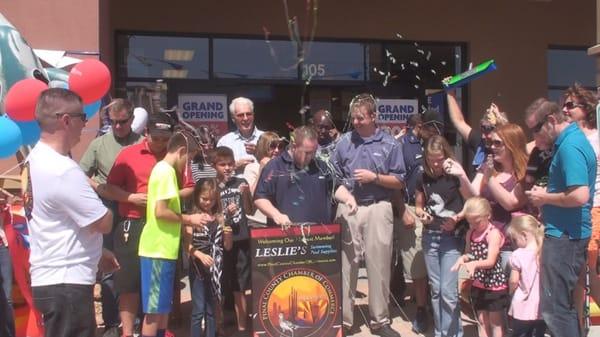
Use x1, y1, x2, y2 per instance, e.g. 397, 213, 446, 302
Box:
254, 126, 356, 227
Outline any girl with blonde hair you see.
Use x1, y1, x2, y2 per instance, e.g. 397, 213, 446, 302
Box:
505, 215, 545, 337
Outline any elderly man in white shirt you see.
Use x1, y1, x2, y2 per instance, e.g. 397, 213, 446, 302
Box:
217, 97, 264, 173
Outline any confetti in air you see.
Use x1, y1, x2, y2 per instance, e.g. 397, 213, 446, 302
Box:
396, 33, 404, 39
426, 51, 432, 60
414, 84, 419, 89
414, 42, 419, 47
410, 61, 419, 68
441, 61, 447, 66
415, 75, 421, 80
401, 63, 405, 70
430, 69, 437, 75
417, 49, 425, 55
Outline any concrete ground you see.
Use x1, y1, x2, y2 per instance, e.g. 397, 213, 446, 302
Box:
95, 268, 600, 337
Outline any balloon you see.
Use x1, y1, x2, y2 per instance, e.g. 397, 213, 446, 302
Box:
0, 116, 23, 158
16, 120, 40, 146
4, 79, 48, 122
131, 107, 148, 134
84, 100, 102, 119
68, 59, 111, 104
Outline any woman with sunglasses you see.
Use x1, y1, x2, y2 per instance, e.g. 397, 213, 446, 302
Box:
243, 131, 285, 227
471, 123, 529, 276
562, 83, 600, 332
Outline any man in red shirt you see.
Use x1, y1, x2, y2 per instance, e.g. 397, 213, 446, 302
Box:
98, 112, 193, 337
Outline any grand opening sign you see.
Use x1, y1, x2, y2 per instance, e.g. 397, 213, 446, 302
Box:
178, 94, 228, 138
377, 99, 418, 137
251, 224, 342, 337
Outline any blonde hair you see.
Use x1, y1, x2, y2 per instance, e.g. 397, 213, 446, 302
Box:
422, 135, 455, 178
255, 131, 281, 162
506, 214, 544, 257
462, 196, 492, 218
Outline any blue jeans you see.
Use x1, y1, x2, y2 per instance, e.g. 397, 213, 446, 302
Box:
0, 244, 14, 337
189, 265, 216, 337
541, 235, 588, 337
423, 233, 463, 337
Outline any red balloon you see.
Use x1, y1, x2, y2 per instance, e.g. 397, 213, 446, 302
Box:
4, 79, 48, 122
68, 59, 111, 104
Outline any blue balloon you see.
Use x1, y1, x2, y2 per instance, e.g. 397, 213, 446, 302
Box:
0, 116, 23, 158
84, 100, 102, 119
16, 120, 41, 146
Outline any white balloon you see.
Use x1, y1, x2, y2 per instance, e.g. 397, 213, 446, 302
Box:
131, 107, 148, 135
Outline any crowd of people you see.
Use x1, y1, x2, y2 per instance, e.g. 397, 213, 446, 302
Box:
0, 83, 599, 337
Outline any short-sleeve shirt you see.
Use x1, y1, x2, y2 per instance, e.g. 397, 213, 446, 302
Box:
29, 142, 108, 286
333, 129, 405, 202
416, 172, 465, 235
138, 161, 182, 260
220, 177, 250, 241
107, 139, 194, 219
399, 129, 423, 204
79, 131, 141, 184
255, 151, 334, 226
217, 127, 264, 162
508, 247, 541, 320
543, 123, 597, 239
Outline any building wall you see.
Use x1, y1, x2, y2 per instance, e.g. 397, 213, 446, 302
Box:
0, 1, 100, 174
105, 0, 596, 125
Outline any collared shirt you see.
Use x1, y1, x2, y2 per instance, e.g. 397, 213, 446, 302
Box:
333, 128, 405, 203
79, 131, 142, 184
255, 151, 334, 226
543, 122, 596, 239
217, 127, 264, 161
399, 129, 423, 204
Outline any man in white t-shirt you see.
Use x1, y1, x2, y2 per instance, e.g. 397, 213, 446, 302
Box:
217, 97, 264, 174
28, 88, 116, 337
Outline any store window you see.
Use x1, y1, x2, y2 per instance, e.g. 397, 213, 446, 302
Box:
117, 35, 209, 79
547, 48, 596, 101
301, 41, 365, 81
213, 38, 298, 79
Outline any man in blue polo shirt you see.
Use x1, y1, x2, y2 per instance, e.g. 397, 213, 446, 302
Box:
333, 93, 405, 337
526, 100, 596, 337
254, 125, 356, 227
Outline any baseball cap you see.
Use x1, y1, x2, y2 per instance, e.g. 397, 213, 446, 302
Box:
147, 112, 174, 132
422, 109, 444, 127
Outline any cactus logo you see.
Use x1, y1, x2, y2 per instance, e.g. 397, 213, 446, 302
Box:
258, 268, 338, 337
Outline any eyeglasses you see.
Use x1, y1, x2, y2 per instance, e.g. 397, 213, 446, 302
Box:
563, 101, 584, 110
110, 115, 132, 126
531, 114, 551, 134
56, 112, 87, 122
491, 139, 504, 148
481, 124, 495, 133
269, 141, 286, 150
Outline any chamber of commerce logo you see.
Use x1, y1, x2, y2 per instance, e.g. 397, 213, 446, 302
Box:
259, 268, 338, 337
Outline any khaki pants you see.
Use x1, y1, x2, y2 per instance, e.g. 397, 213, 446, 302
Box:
337, 201, 393, 329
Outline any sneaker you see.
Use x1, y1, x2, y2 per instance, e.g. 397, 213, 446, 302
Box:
343, 324, 359, 336
411, 306, 428, 334
371, 324, 401, 337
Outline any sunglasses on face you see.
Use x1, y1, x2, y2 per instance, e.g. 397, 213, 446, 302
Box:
110, 115, 132, 126
269, 141, 286, 150
491, 139, 504, 148
481, 124, 495, 133
530, 113, 551, 134
563, 101, 584, 110
56, 112, 87, 122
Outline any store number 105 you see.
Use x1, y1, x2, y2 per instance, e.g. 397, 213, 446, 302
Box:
302, 63, 325, 77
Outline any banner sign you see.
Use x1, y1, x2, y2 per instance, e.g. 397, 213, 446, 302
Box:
178, 94, 228, 138
251, 224, 342, 337
376, 99, 418, 137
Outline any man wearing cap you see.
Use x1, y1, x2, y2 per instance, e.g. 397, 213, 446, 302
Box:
217, 97, 264, 173
333, 93, 405, 337
97, 112, 193, 337
80, 98, 141, 337
393, 111, 442, 334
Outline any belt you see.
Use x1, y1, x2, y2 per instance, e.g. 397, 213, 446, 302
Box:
357, 198, 386, 206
